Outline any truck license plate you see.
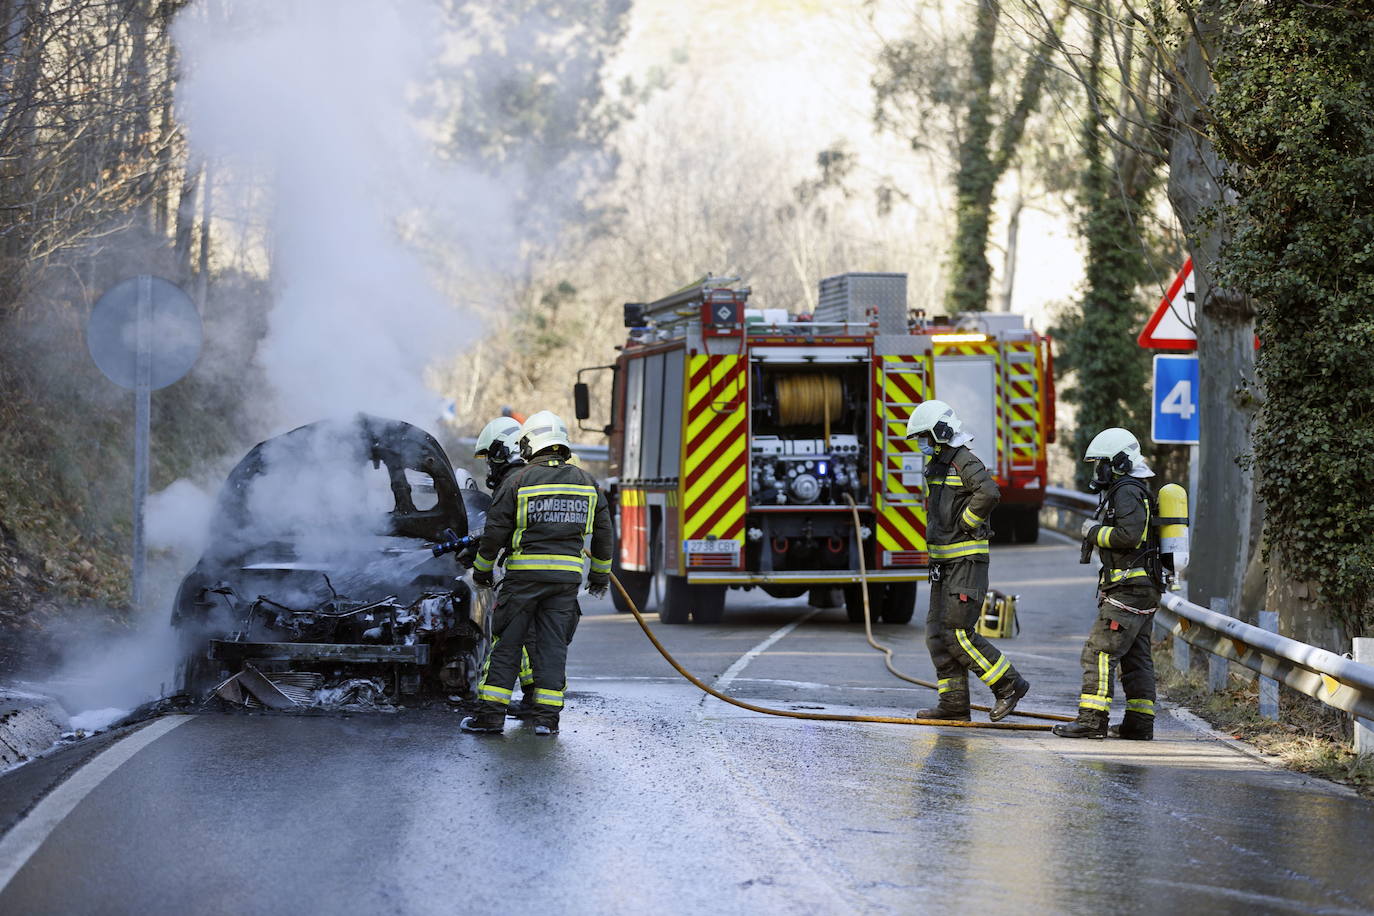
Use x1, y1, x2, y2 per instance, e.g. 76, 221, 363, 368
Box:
684, 539, 739, 554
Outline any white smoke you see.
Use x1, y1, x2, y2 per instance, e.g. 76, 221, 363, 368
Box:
172, 0, 516, 428
33, 1, 524, 724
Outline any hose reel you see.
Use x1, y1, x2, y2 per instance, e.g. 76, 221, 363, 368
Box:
773, 374, 845, 428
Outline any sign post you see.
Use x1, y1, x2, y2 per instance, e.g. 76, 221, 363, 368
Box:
87, 275, 201, 611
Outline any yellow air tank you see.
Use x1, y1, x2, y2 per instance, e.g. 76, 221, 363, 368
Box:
1157, 483, 1189, 591
976, 590, 1019, 639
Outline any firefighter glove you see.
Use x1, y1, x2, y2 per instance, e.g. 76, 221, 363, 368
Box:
455, 544, 478, 569
586, 573, 609, 599
1081, 518, 1098, 538
472, 568, 495, 589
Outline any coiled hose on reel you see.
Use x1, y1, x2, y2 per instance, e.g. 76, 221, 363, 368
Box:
774, 374, 845, 427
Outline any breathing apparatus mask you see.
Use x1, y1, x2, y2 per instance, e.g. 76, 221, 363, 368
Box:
1087, 451, 1133, 492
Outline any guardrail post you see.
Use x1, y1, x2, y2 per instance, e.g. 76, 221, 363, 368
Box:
1355, 638, 1374, 757
1173, 617, 1190, 673
1258, 611, 1279, 720
1207, 598, 1229, 690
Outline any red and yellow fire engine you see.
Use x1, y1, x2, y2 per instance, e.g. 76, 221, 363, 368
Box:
574, 273, 1054, 624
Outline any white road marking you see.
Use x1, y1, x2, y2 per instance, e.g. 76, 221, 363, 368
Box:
0, 715, 192, 893
570, 674, 924, 692
711, 609, 820, 697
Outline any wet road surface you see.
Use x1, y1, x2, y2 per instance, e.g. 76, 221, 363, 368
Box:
2, 538, 1372, 914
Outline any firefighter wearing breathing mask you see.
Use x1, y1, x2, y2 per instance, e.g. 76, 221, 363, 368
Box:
906, 400, 1030, 722
470, 416, 537, 717
462, 410, 613, 737
473, 416, 526, 493
1053, 427, 1159, 740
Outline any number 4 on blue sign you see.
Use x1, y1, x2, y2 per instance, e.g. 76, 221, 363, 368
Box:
1160, 379, 1195, 420
1152, 355, 1200, 445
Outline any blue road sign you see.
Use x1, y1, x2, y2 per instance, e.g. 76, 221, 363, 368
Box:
1152, 354, 1200, 445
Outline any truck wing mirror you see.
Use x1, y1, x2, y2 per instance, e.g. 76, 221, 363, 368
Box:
573, 382, 591, 421
574, 364, 616, 434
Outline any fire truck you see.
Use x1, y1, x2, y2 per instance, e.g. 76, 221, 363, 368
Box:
573, 273, 1054, 625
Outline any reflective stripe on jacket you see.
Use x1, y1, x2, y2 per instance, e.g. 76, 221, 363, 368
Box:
924, 444, 999, 558
476, 455, 614, 583
1085, 477, 1156, 594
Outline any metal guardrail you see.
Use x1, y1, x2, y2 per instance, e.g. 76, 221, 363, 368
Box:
1039, 484, 1374, 730
1041, 485, 1096, 536
1155, 593, 1374, 722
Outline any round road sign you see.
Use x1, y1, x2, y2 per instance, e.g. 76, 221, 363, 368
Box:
86, 275, 202, 391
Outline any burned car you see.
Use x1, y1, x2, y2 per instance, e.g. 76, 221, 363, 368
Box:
173, 414, 490, 707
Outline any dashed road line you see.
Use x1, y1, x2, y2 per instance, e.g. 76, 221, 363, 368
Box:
711, 609, 821, 697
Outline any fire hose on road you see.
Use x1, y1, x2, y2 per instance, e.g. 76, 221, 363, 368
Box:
607, 493, 1073, 730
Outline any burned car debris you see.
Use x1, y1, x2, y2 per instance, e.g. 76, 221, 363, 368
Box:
173, 414, 491, 707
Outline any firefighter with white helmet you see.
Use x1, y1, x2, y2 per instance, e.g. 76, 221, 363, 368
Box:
1053, 427, 1159, 740
473, 416, 526, 492
463, 410, 613, 736
906, 399, 1030, 722
470, 416, 536, 716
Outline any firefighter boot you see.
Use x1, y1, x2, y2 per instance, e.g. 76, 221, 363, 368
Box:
1109, 710, 1154, 740
989, 674, 1030, 722
1052, 710, 1108, 738
917, 675, 971, 721
460, 713, 506, 734
508, 687, 538, 719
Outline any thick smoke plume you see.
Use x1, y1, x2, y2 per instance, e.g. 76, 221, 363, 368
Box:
173, 0, 515, 429
32, 1, 518, 726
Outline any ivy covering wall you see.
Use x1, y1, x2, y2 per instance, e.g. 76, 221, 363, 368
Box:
1210, 1, 1374, 634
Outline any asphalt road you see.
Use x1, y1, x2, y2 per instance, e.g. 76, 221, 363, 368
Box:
2, 537, 1372, 915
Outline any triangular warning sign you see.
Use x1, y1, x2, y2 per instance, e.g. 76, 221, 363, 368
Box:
1139, 259, 1195, 350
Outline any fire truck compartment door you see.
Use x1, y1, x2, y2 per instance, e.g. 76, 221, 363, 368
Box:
933, 356, 998, 469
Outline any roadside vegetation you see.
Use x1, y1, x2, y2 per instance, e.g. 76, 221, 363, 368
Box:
1155, 642, 1374, 798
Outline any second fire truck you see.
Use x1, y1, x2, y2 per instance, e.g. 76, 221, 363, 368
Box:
574, 273, 1055, 624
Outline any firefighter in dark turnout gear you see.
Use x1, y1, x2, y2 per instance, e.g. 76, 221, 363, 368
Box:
462, 411, 613, 736
1053, 428, 1159, 740
471, 417, 536, 715
906, 400, 1030, 722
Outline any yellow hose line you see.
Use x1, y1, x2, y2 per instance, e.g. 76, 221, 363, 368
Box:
609, 572, 1053, 731
841, 495, 1074, 725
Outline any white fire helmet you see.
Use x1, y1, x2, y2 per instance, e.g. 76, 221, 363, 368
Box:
1084, 427, 1141, 490
474, 416, 522, 462
905, 399, 963, 454
518, 410, 572, 459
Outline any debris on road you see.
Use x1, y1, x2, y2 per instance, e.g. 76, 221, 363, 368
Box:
0, 689, 68, 769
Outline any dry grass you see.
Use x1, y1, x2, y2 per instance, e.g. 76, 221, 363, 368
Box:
1155, 640, 1374, 797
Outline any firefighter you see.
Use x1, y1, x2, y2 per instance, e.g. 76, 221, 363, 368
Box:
1053, 427, 1159, 740
461, 410, 613, 736
471, 417, 536, 716
473, 416, 526, 493
906, 399, 1030, 722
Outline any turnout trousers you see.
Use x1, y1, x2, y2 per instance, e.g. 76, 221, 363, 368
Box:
475, 578, 581, 725
926, 558, 1018, 695
1077, 585, 1158, 721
